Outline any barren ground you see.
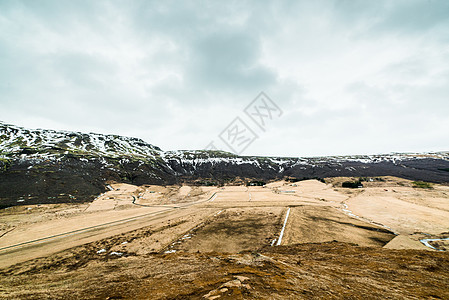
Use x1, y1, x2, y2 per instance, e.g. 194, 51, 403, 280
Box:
1, 177, 449, 299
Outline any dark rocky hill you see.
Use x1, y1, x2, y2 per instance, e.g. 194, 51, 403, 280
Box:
1, 121, 448, 208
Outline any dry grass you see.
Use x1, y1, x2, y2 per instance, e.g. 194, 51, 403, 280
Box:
1, 242, 448, 299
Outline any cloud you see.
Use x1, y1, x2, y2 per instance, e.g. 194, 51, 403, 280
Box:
187, 31, 276, 92
0, 0, 448, 156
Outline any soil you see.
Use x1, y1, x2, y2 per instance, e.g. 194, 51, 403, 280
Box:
1, 177, 449, 299
168, 207, 284, 253
1, 242, 448, 299
283, 206, 395, 247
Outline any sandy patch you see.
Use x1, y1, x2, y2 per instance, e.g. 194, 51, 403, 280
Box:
346, 194, 449, 235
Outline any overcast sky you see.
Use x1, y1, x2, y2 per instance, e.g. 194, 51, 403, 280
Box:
1, 0, 448, 157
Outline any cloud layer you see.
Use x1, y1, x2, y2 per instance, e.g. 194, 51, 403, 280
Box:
1, 0, 448, 156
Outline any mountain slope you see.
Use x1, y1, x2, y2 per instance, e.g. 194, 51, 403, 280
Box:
1, 121, 449, 208
0, 122, 162, 158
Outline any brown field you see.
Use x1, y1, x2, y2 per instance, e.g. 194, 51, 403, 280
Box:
1, 177, 449, 298
166, 207, 284, 254
282, 206, 394, 247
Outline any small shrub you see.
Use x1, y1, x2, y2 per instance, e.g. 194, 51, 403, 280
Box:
412, 181, 433, 189
342, 181, 363, 188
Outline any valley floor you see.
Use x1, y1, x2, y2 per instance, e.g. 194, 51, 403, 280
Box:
1, 177, 449, 298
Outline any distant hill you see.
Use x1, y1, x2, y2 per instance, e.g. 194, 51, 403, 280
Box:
1, 121, 448, 208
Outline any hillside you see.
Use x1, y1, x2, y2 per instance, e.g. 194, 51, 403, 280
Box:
2, 242, 448, 299
1, 121, 449, 208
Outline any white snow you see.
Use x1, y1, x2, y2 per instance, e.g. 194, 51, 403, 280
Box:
2, 122, 449, 180
341, 204, 359, 218
276, 207, 291, 246
0, 122, 162, 159
420, 238, 449, 251
181, 234, 192, 240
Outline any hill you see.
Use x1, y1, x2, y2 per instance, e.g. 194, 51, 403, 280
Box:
1, 121, 449, 208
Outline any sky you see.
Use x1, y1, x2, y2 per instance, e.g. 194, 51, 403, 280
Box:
1, 0, 448, 157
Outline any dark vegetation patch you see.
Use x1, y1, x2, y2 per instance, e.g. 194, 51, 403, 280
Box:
342, 180, 363, 188
246, 180, 266, 186
358, 177, 385, 182
412, 181, 433, 189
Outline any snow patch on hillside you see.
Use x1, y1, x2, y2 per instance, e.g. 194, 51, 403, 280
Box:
0, 122, 162, 159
